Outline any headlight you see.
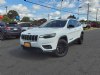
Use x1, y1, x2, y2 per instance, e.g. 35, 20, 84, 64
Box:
39, 33, 56, 38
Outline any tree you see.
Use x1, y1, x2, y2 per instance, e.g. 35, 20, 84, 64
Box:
2, 15, 11, 23
21, 17, 30, 22
7, 10, 19, 19
38, 18, 47, 25
67, 15, 76, 19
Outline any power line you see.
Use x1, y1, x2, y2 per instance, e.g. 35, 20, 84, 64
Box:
24, 0, 86, 15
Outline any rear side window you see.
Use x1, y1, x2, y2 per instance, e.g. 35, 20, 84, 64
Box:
67, 20, 75, 28
68, 20, 81, 27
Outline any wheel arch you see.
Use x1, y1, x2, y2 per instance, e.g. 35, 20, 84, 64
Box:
59, 35, 68, 42
81, 31, 84, 35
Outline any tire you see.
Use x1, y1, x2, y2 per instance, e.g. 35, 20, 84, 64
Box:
16, 35, 20, 38
0, 32, 5, 40
77, 34, 84, 44
53, 39, 68, 57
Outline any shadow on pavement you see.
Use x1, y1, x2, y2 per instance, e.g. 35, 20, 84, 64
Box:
0, 37, 19, 41
9, 46, 56, 61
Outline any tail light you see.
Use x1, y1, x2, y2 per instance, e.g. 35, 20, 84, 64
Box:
5, 26, 11, 30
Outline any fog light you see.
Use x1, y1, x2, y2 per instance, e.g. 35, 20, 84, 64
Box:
42, 45, 52, 49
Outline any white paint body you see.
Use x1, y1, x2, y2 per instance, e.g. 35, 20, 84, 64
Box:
20, 19, 83, 52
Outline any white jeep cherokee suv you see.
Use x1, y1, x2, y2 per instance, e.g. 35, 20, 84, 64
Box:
20, 19, 84, 57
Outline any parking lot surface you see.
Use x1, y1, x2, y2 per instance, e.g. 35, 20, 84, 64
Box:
0, 29, 100, 75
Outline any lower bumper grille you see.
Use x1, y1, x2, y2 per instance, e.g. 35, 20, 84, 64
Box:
21, 35, 38, 41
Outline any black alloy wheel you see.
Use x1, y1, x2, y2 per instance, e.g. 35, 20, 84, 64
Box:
54, 39, 68, 57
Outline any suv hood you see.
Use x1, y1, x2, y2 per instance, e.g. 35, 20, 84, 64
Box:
22, 27, 61, 35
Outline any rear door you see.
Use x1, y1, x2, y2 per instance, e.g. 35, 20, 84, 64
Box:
74, 21, 82, 38
67, 20, 76, 43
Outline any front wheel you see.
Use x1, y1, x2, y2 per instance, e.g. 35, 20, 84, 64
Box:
53, 39, 68, 57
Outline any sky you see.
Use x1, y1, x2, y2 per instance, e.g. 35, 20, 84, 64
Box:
0, 0, 100, 21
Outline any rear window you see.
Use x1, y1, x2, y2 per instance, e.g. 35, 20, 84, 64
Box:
7, 24, 16, 27
19, 23, 31, 27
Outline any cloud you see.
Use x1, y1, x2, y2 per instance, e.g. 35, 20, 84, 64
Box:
49, 11, 72, 19
77, 0, 100, 21
8, 4, 35, 19
0, 0, 6, 4
0, 9, 6, 15
10, 4, 29, 13
62, 13, 72, 19
19, 13, 34, 20
32, 5, 41, 10
50, 11, 60, 17
79, 17, 87, 20
57, 1, 75, 8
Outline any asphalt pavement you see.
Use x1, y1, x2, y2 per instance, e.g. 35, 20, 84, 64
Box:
0, 29, 100, 75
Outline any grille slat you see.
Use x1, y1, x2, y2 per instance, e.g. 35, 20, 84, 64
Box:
21, 35, 38, 41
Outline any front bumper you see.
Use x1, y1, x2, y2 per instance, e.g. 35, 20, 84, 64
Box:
20, 37, 58, 52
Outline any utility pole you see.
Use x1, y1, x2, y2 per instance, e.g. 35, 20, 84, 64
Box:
5, 6, 8, 15
60, 0, 63, 19
87, 3, 89, 23
78, 7, 82, 19
96, 8, 98, 22
48, 14, 50, 20
77, 0, 82, 19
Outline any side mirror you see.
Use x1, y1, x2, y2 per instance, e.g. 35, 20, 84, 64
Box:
67, 25, 74, 28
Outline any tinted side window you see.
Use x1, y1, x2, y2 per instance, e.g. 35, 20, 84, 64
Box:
68, 20, 73, 25
67, 20, 75, 28
73, 20, 77, 27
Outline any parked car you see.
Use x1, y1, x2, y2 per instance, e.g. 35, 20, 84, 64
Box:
90, 22, 100, 28
81, 23, 91, 29
0, 22, 21, 40
20, 19, 84, 57
18, 22, 33, 32
81, 23, 87, 28
86, 23, 91, 29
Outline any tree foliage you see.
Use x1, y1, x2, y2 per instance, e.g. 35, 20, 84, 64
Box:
7, 10, 19, 19
32, 18, 47, 26
2, 15, 10, 23
21, 17, 30, 22
67, 15, 76, 19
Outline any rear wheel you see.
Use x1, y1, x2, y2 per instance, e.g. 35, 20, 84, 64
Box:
53, 39, 68, 57
77, 34, 84, 44
0, 32, 5, 40
16, 35, 20, 38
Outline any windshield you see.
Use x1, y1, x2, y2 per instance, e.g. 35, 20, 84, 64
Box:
40, 20, 67, 28
19, 23, 31, 27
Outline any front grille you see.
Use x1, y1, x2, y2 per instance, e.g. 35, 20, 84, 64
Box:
21, 35, 38, 41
